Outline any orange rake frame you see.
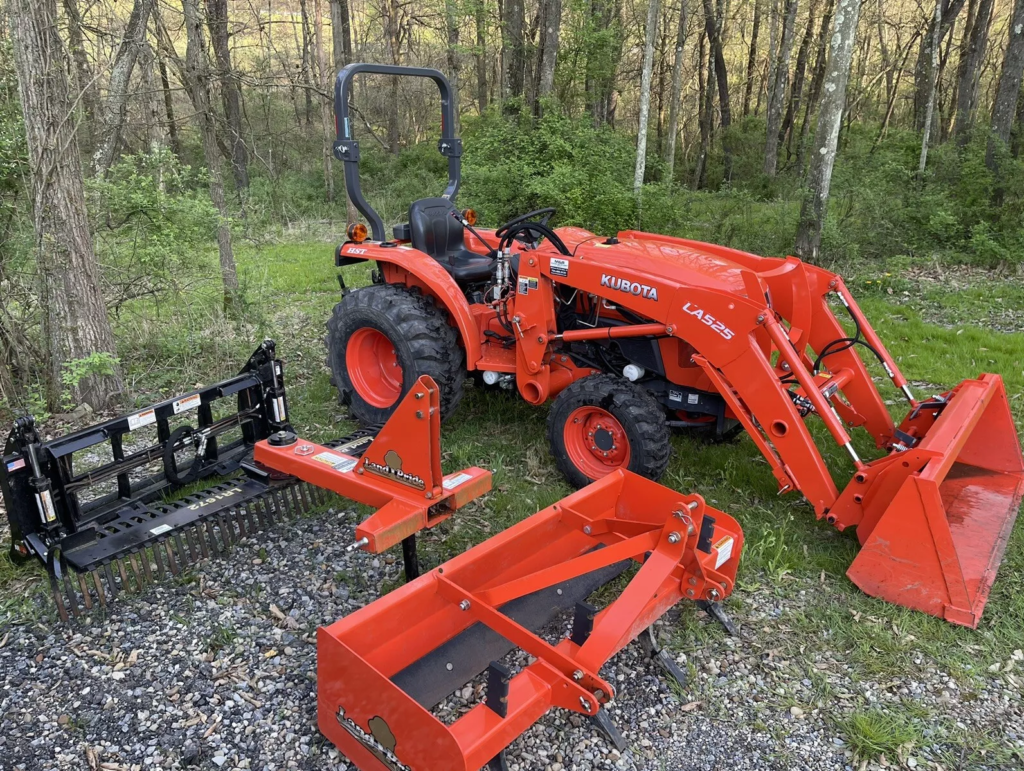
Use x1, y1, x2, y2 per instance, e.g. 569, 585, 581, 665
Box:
316, 470, 743, 771
254, 376, 491, 571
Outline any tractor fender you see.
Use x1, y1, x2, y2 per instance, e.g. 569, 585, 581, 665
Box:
338, 243, 482, 368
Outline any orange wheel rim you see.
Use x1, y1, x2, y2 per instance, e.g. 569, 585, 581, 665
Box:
563, 406, 631, 480
346, 327, 403, 408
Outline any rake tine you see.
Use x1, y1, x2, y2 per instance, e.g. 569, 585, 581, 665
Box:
308, 483, 324, 506
194, 525, 210, 561
163, 540, 179, 576
261, 493, 278, 525
115, 559, 131, 592
275, 488, 292, 520
297, 483, 313, 512
103, 563, 119, 599
138, 549, 154, 585
78, 574, 93, 611
51, 581, 69, 623
184, 527, 201, 563
203, 519, 221, 558
288, 485, 303, 516
218, 512, 234, 547
61, 568, 80, 619
247, 500, 267, 532
91, 571, 107, 607
129, 554, 146, 590
173, 533, 191, 568
151, 540, 166, 579
234, 506, 250, 539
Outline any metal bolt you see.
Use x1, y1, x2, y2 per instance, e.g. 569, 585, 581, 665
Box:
602, 452, 608, 457
689, 577, 697, 586
583, 526, 592, 535
708, 589, 721, 602
346, 537, 370, 552
668, 532, 681, 544
425, 491, 433, 500
446, 662, 453, 671
459, 600, 471, 611
356, 467, 364, 474
416, 410, 424, 419
537, 336, 544, 343
573, 670, 584, 681
415, 392, 424, 399
579, 697, 592, 711
686, 589, 695, 597
756, 314, 765, 324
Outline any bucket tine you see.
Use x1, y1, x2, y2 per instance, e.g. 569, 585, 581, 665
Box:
51, 581, 69, 623
61, 569, 80, 619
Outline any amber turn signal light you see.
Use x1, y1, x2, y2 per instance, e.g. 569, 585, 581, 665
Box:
461, 209, 477, 226
347, 222, 368, 243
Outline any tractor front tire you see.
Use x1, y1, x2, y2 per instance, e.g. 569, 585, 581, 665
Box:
547, 374, 671, 488
327, 284, 465, 425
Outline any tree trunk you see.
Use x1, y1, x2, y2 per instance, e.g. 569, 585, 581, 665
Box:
384, 0, 402, 152
634, 0, 660, 195
986, 0, 1024, 168
329, 0, 354, 73
140, 41, 169, 158
919, 0, 943, 173
702, 0, 733, 180
795, 0, 862, 262
299, 0, 314, 125
796, 0, 833, 172
156, 36, 182, 158
952, 0, 994, 141
182, 0, 239, 311
94, 0, 155, 175
445, 0, 463, 129
664, 0, 689, 183
206, 0, 249, 194
536, 0, 561, 110
475, 0, 489, 112
912, 0, 965, 129
313, 0, 334, 203
10, 0, 123, 410
695, 33, 714, 189
502, 0, 526, 107
61, 0, 100, 151
781, 0, 815, 157
744, 0, 762, 116
764, 0, 798, 176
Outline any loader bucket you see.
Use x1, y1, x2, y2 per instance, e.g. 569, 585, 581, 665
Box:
845, 374, 1024, 628
316, 470, 743, 771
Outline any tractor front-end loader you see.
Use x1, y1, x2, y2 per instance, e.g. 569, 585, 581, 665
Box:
325, 63, 1023, 627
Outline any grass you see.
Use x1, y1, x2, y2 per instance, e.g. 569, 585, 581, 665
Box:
1, 239, 1022, 764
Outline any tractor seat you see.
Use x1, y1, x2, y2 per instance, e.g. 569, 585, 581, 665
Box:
405, 198, 495, 282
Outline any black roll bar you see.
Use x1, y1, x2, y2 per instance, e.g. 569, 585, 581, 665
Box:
333, 63, 462, 241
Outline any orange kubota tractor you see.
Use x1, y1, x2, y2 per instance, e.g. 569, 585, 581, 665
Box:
326, 64, 1024, 628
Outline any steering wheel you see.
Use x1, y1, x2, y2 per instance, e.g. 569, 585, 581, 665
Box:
495, 208, 557, 240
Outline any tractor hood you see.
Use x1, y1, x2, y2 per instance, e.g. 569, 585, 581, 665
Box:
557, 227, 755, 296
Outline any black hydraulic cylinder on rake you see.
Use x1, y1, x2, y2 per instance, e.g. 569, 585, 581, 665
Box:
0, 340, 357, 620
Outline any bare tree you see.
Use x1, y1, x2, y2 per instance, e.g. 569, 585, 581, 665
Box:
329, 0, 354, 73
664, 0, 689, 183
445, 0, 463, 130
912, 0, 965, 129
919, 0, 943, 173
795, 0, 863, 261
502, 0, 526, 106
702, 0, 733, 179
744, 0, 763, 116
313, 0, 334, 202
952, 0, 995, 142
10, 0, 123, 409
181, 0, 239, 311
474, 0, 488, 112
95, 0, 155, 175
535, 0, 561, 110
795, 0, 833, 172
206, 0, 249, 193
634, 0, 660, 195
765, 0, 799, 176
62, 0, 99, 148
986, 0, 1024, 169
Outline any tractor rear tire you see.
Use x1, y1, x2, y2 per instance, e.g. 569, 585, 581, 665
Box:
327, 284, 465, 425
547, 374, 671, 488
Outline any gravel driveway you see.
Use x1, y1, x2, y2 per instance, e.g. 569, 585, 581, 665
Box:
0, 505, 1019, 771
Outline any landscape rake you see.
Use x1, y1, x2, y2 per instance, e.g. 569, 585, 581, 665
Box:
314, 469, 743, 771
1, 345, 490, 620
